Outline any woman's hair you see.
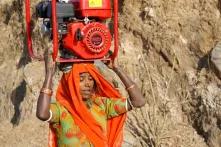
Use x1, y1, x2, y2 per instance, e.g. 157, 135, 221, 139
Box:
58, 62, 73, 73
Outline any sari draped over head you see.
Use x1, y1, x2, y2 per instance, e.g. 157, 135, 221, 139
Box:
49, 63, 127, 147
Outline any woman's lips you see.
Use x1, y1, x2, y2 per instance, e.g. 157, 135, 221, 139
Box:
81, 90, 92, 95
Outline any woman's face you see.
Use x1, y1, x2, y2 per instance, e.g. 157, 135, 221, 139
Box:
79, 72, 95, 100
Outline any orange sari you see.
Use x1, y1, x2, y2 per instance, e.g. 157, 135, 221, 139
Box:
49, 63, 126, 147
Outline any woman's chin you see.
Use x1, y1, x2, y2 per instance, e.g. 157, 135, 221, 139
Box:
82, 95, 91, 101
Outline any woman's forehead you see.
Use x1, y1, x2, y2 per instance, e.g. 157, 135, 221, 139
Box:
80, 72, 92, 77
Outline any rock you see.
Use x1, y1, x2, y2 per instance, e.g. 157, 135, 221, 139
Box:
24, 61, 45, 97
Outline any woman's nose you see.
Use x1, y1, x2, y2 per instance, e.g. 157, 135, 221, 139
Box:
85, 80, 90, 87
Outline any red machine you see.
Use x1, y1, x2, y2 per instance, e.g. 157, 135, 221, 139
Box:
25, 0, 119, 63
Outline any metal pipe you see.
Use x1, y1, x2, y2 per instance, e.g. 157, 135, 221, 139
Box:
58, 57, 111, 63
25, 0, 42, 60
25, 0, 34, 58
52, 0, 58, 61
112, 0, 119, 62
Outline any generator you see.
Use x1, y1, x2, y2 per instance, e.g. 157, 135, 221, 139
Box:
25, 0, 119, 62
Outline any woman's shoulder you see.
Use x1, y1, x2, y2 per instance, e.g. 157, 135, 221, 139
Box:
50, 101, 67, 112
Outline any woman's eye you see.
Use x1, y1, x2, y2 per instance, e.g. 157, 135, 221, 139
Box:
80, 77, 84, 81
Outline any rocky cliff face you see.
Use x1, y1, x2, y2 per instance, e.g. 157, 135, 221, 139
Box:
0, 0, 221, 146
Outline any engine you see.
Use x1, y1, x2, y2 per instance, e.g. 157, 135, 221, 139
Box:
36, 0, 112, 59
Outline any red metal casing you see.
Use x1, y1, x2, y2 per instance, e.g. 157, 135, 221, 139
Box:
62, 22, 112, 59
70, 0, 111, 19
25, 0, 119, 62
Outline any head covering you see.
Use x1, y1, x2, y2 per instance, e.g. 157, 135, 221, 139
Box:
49, 63, 126, 147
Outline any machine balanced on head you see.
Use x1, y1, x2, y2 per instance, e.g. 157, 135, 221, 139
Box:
25, 0, 120, 63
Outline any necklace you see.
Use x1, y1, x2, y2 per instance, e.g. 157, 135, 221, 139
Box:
84, 99, 93, 109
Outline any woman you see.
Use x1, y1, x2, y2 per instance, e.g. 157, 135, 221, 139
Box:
36, 51, 146, 147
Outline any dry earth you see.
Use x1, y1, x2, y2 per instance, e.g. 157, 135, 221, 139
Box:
0, 0, 221, 147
